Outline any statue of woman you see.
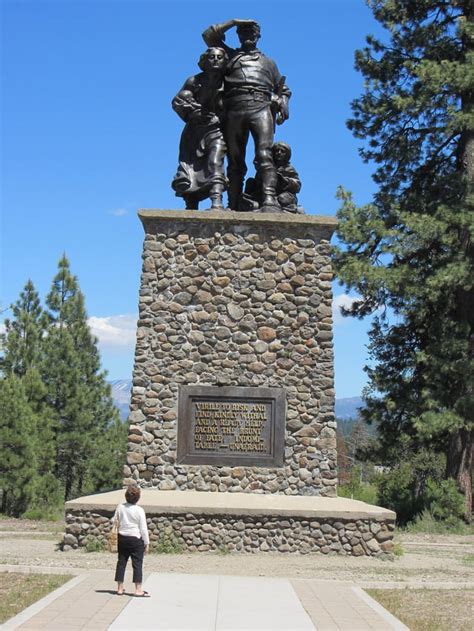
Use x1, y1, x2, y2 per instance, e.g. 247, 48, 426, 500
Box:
171, 47, 228, 210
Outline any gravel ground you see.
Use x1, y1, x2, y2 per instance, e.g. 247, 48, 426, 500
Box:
1, 519, 473, 585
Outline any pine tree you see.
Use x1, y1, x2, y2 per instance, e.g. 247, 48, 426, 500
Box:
0, 280, 61, 513
44, 256, 118, 500
335, 0, 473, 520
0, 280, 46, 377
85, 416, 128, 494
22, 368, 63, 514
0, 375, 36, 516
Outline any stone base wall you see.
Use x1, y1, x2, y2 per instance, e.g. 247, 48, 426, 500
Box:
126, 210, 338, 496
64, 508, 395, 557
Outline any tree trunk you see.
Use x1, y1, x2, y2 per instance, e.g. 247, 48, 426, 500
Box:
64, 461, 73, 501
451, 0, 474, 524
447, 428, 473, 523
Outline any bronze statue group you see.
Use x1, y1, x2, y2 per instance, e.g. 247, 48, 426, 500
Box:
171, 19, 303, 214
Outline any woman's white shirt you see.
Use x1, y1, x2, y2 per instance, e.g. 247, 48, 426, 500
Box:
113, 503, 149, 545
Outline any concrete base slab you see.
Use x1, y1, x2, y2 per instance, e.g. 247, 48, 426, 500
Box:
66, 489, 394, 521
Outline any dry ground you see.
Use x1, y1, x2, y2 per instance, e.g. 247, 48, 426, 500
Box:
1, 518, 473, 630
366, 588, 474, 631
1, 517, 473, 586
0, 573, 71, 624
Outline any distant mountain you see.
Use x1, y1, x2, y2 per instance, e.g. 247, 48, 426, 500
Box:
110, 379, 132, 420
335, 396, 364, 420
110, 379, 364, 423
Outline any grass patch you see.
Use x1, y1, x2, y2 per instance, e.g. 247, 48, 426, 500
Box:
22, 507, 63, 522
0, 514, 64, 534
150, 532, 185, 554
462, 554, 474, 566
337, 482, 378, 505
367, 588, 474, 631
403, 511, 474, 535
2, 533, 59, 541
83, 536, 107, 553
0, 572, 71, 624
216, 544, 231, 555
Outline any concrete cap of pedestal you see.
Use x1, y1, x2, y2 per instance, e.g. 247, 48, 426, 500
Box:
138, 209, 338, 239
66, 489, 395, 521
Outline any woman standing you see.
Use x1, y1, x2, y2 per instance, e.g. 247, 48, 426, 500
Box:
113, 485, 150, 597
171, 47, 228, 210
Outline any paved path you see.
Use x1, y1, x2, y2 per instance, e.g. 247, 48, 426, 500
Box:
3, 571, 408, 631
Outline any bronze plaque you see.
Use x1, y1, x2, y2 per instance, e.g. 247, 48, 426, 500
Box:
177, 385, 286, 467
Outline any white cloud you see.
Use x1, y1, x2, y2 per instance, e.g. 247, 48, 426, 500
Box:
108, 208, 128, 217
88, 314, 137, 348
332, 293, 358, 324
0, 322, 6, 335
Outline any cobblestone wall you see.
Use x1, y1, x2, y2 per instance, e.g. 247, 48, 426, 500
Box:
64, 508, 395, 557
126, 211, 338, 496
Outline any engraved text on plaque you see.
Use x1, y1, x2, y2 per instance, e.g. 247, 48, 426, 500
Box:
177, 385, 286, 466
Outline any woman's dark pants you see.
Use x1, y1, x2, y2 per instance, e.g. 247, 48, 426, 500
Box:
115, 534, 145, 583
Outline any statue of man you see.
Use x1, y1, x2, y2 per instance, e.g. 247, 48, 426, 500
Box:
202, 19, 291, 212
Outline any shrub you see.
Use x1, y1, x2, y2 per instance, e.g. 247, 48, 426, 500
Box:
84, 536, 106, 553
338, 462, 379, 505
26, 473, 64, 520
426, 478, 465, 524
22, 507, 63, 522
376, 462, 421, 525
375, 450, 445, 525
405, 510, 472, 535
150, 531, 184, 554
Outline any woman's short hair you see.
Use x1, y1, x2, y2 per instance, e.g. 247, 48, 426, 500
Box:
125, 485, 141, 504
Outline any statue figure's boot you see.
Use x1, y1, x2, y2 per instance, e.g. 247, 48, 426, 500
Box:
184, 195, 199, 210
227, 176, 244, 211
210, 185, 225, 210
261, 194, 280, 212
260, 169, 282, 213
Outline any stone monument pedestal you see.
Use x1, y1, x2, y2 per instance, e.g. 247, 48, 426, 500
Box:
63, 209, 396, 555
126, 209, 339, 495
65, 489, 395, 555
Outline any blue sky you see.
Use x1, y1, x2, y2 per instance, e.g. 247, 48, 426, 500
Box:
1, 0, 385, 398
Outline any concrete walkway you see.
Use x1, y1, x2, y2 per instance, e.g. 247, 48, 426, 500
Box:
3, 570, 408, 631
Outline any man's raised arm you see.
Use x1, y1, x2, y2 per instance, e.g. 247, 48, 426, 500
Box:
202, 19, 258, 47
